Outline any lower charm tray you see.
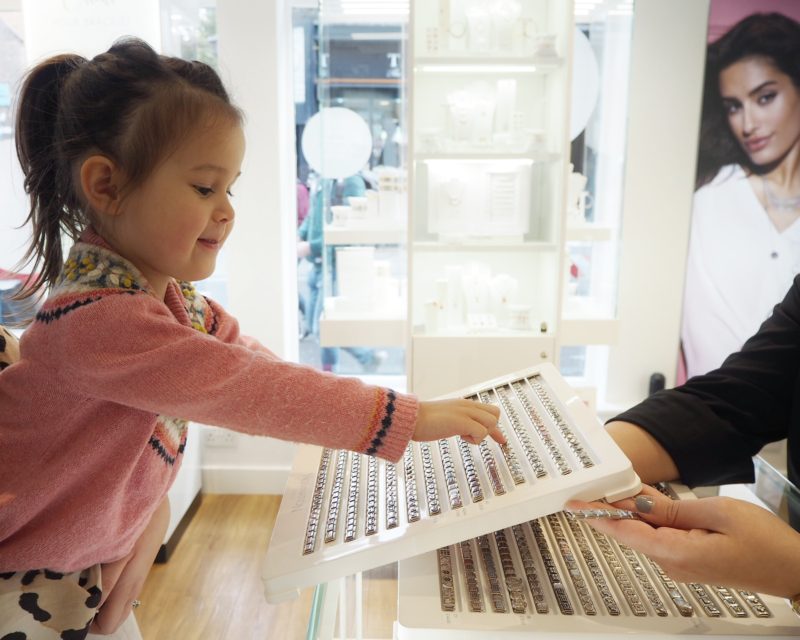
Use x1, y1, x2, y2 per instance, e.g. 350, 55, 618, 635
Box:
263, 363, 641, 602
396, 484, 800, 638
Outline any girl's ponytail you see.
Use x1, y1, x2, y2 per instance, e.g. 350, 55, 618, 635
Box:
14, 54, 86, 300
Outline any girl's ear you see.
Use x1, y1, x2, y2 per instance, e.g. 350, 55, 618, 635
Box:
79, 155, 123, 215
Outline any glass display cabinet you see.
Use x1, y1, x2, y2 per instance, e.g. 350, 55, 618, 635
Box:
408, 0, 574, 398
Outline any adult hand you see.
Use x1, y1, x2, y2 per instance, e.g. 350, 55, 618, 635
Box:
297, 240, 311, 259
566, 485, 800, 598
90, 497, 170, 634
414, 399, 505, 446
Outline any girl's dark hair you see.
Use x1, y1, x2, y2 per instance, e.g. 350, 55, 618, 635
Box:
14, 37, 243, 299
696, 12, 800, 188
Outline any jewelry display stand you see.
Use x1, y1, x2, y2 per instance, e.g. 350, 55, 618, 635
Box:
409, 0, 573, 399
263, 363, 641, 603
396, 483, 800, 638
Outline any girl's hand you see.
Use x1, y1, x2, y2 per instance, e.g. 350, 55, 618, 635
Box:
566, 485, 800, 598
414, 399, 505, 445
90, 497, 170, 634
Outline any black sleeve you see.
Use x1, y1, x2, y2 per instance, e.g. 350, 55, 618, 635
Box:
612, 275, 800, 487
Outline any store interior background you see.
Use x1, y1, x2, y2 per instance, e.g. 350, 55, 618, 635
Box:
3, 0, 779, 517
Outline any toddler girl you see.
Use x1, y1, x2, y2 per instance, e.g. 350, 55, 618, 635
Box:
0, 38, 502, 639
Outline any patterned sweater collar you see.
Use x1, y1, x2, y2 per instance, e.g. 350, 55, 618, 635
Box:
56, 227, 157, 298
51, 227, 203, 331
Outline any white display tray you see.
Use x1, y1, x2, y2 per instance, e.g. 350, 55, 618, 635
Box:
263, 363, 641, 603
396, 484, 800, 639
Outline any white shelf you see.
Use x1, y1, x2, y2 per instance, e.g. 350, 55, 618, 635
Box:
565, 224, 616, 243
413, 329, 551, 338
414, 56, 562, 72
319, 316, 407, 348
412, 240, 559, 252
415, 151, 560, 162
324, 226, 406, 246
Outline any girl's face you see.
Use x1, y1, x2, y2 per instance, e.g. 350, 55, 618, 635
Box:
720, 55, 800, 166
107, 118, 245, 299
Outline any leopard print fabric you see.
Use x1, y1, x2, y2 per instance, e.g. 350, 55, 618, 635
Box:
0, 326, 19, 371
0, 567, 102, 639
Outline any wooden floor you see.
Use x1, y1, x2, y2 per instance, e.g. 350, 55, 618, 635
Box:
137, 494, 397, 640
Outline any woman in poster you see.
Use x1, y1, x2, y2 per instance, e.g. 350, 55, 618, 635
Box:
681, 12, 800, 378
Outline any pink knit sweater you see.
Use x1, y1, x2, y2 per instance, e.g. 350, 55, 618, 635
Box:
0, 229, 417, 573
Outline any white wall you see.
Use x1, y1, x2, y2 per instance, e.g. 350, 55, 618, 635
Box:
21, 0, 160, 62
603, 0, 709, 413
1, 0, 162, 272
208, 0, 300, 493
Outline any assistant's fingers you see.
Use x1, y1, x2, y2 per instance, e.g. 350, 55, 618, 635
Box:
618, 489, 732, 532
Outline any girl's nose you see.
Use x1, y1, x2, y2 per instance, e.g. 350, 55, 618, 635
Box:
214, 199, 235, 223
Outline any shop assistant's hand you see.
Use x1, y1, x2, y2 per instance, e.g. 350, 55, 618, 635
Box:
414, 399, 505, 446
90, 497, 170, 634
566, 485, 800, 598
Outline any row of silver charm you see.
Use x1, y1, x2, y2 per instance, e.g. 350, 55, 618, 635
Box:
436, 514, 772, 619
303, 375, 594, 553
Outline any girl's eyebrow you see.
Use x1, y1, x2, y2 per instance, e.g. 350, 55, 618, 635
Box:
190, 163, 242, 177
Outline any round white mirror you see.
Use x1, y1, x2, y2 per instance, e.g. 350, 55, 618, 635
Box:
301, 107, 373, 179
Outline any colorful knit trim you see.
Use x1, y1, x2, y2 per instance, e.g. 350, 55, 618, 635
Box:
58, 244, 150, 295
360, 389, 398, 456
178, 280, 218, 335
36, 243, 151, 323
150, 415, 188, 465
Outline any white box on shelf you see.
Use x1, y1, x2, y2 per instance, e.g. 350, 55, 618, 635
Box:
426, 159, 532, 239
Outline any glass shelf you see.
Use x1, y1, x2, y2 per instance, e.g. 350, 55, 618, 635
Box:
414, 58, 561, 73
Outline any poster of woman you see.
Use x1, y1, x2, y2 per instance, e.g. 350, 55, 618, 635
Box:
681, 1, 800, 379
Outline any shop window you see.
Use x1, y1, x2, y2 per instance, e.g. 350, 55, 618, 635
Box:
294, 4, 409, 386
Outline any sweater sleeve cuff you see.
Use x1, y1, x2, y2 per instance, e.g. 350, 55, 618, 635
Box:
359, 389, 418, 463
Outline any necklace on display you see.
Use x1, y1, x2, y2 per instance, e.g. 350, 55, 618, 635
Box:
763, 177, 800, 211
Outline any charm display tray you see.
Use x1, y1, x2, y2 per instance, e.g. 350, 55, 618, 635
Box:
397, 484, 800, 639
263, 363, 641, 603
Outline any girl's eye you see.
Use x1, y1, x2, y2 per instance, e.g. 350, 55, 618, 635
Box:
226, 189, 235, 198
194, 185, 214, 197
